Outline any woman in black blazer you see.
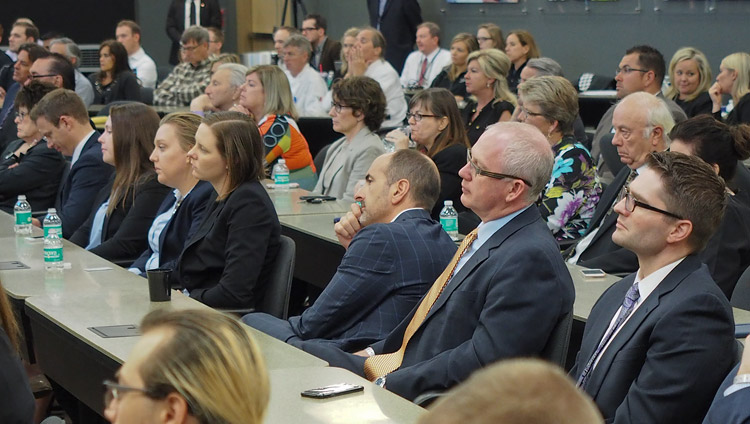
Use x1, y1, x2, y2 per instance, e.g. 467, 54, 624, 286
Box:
70, 104, 169, 263
175, 111, 281, 309
129, 113, 215, 275
88, 40, 141, 105
0, 81, 66, 213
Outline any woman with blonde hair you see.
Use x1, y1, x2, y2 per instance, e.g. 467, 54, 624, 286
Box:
128, 112, 215, 276
430, 33, 480, 103
70, 103, 170, 263
476, 23, 504, 51
103, 308, 269, 424
337, 27, 360, 79
711, 52, 750, 124
505, 30, 540, 94
234, 65, 316, 189
666, 47, 713, 118
461, 49, 516, 145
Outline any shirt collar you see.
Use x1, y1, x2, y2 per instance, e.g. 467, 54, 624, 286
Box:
391, 207, 425, 222
634, 256, 685, 300
476, 205, 530, 245
71, 130, 96, 166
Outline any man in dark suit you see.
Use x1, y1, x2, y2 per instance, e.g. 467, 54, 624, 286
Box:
367, 0, 422, 73
0, 43, 47, 152
703, 335, 750, 424
30, 89, 113, 238
302, 14, 341, 74
165, 0, 222, 65
591, 45, 687, 185
242, 150, 457, 351
568, 92, 674, 276
571, 151, 736, 424
300, 122, 575, 401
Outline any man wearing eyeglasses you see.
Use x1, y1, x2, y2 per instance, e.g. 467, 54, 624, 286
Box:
591, 45, 687, 185
154, 26, 212, 107
568, 92, 674, 276
571, 151, 735, 424
0, 43, 47, 152
298, 122, 574, 401
302, 14, 341, 74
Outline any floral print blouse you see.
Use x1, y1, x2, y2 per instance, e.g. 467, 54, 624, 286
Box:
538, 135, 602, 240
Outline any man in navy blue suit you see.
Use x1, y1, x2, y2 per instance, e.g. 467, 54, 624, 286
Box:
297, 122, 575, 401
703, 335, 750, 424
243, 149, 456, 351
30, 88, 113, 238
571, 151, 735, 424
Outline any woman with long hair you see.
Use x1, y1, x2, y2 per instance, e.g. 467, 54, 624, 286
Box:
70, 103, 170, 263
666, 47, 713, 118
505, 30, 540, 94
104, 309, 269, 424
430, 33, 479, 103
461, 49, 516, 145
176, 112, 281, 308
88, 39, 141, 105
337, 27, 360, 79
129, 112, 215, 275
0, 279, 34, 424
233, 65, 316, 189
476, 23, 504, 51
710, 52, 750, 125
388, 88, 471, 218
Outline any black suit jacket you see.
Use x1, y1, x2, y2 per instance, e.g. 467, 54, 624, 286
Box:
571, 256, 735, 424
56, 132, 113, 238
367, 0, 422, 73
0, 140, 66, 213
174, 180, 281, 308
311, 37, 342, 74
702, 364, 747, 424
130, 180, 214, 273
166, 0, 222, 65
70, 174, 169, 264
302, 206, 575, 400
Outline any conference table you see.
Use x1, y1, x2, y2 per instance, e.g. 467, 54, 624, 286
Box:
0, 211, 425, 422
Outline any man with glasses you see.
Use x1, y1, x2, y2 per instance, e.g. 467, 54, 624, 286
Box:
154, 26, 212, 107
568, 92, 674, 276
591, 45, 687, 184
300, 122, 574, 401
571, 151, 735, 424
302, 14, 341, 74
0, 43, 47, 151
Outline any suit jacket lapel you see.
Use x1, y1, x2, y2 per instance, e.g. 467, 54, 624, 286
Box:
587, 167, 629, 232
184, 198, 224, 250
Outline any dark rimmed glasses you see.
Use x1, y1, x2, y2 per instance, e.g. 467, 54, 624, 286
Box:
406, 112, 440, 122
466, 149, 531, 186
623, 186, 683, 219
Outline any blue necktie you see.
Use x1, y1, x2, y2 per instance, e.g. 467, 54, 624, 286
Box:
577, 281, 640, 388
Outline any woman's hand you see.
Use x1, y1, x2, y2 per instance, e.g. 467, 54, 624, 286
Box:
709, 82, 723, 113
385, 128, 410, 150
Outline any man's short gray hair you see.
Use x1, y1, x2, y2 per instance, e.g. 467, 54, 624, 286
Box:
283, 34, 313, 57
217, 63, 249, 88
526, 57, 564, 78
49, 37, 81, 68
618, 92, 675, 148
181, 25, 209, 45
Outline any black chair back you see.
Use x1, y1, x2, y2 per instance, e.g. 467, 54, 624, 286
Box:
541, 308, 573, 367
731, 265, 750, 310
258, 235, 296, 319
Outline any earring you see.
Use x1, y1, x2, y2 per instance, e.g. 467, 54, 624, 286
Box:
486, 82, 491, 88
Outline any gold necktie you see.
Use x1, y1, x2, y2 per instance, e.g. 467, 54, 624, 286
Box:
364, 228, 479, 380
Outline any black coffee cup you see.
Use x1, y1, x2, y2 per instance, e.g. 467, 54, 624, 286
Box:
146, 268, 172, 302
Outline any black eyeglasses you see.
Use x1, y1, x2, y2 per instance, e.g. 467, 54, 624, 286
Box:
476, 36, 492, 43
30, 74, 57, 80
103, 380, 160, 406
180, 44, 200, 52
623, 186, 683, 219
466, 149, 531, 186
14, 111, 28, 120
406, 112, 440, 122
615, 65, 648, 75
330, 102, 352, 113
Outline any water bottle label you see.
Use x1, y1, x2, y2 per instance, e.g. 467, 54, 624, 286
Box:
15, 211, 31, 225
44, 225, 62, 238
275, 173, 290, 184
440, 217, 458, 233
44, 247, 63, 262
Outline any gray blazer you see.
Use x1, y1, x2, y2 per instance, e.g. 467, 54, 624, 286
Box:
312, 127, 385, 201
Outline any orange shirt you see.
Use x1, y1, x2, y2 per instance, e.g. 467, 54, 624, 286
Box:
258, 114, 315, 172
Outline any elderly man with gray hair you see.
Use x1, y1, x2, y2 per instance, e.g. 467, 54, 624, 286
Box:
282, 33, 328, 117
154, 25, 213, 106
48, 37, 95, 106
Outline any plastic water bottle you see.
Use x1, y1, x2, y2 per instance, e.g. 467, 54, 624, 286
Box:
44, 227, 64, 271
439, 200, 459, 241
272, 159, 290, 191
43, 208, 62, 238
14, 195, 32, 235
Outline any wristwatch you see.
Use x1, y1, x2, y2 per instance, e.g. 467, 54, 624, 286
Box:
733, 373, 750, 385
374, 375, 387, 388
